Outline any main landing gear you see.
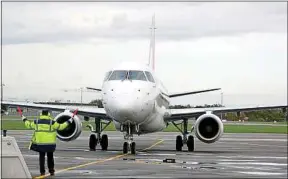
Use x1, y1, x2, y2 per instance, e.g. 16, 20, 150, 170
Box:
86, 118, 111, 151
121, 123, 138, 155
172, 118, 194, 152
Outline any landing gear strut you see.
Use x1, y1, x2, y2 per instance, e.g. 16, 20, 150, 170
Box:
172, 118, 194, 152
122, 123, 137, 155
87, 118, 111, 151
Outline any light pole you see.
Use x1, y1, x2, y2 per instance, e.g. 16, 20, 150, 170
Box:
1, 83, 5, 101
80, 87, 83, 106
220, 92, 223, 119
221, 92, 223, 106
1, 83, 5, 116
63, 87, 84, 106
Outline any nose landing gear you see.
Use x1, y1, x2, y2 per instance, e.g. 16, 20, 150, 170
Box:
122, 123, 138, 155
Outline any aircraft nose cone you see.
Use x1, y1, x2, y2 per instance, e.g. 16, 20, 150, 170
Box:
111, 94, 137, 121
116, 107, 133, 120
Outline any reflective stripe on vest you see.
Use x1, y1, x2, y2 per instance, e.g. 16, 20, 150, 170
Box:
34, 118, 55, 132
34, 120, 55, 125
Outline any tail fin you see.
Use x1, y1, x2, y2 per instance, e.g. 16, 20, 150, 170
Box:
148, 14, 156, 71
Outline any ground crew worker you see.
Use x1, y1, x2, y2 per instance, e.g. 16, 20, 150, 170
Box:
21, 109, 73, 176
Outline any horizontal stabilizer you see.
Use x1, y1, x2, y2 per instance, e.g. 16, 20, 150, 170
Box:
86, 87, 102, 91
169, 88, 221, 98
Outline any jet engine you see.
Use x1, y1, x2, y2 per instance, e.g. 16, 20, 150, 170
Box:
194, 113, 223, 143
54, 110, 82, 142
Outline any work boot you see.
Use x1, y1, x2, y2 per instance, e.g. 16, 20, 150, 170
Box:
49, 168, 55, 176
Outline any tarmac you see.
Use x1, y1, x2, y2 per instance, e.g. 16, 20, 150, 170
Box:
4, 131, 288, 178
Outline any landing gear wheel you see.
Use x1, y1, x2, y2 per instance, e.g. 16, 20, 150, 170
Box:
176, 135, 183, 151
89, 134, 97, 151
130, 142, 136, 155
100, 134, 108, 151
123, 142, 128, 154
187, 135, 194, 152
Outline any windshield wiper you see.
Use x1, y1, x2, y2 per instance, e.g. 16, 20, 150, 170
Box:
121, 71, 129, 81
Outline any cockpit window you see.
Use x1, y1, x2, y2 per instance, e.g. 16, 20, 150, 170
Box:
144, 71, 155, 83
108, 70, 148, 81
128, 71, 147, 81
108, 70, 127, 81
104, 71, 112, 81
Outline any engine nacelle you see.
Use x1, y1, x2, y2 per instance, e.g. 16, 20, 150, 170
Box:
54, 110, 82, 142
194, 113, 223, 144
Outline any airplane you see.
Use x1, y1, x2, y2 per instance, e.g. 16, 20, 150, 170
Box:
2, 15, 287, 154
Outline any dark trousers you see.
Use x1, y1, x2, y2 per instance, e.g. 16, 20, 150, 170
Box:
39, 152, 55, 174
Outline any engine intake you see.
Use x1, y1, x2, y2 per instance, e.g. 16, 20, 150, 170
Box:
54, 110, 82, 142
194, 113, 223, 143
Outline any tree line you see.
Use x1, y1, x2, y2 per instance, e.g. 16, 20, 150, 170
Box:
169, 103, 224, 109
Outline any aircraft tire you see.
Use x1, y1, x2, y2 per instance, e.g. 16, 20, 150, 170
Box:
101, 134, 108, 151
123, 142, 128, 154
187, 135, 194, 152
89, 134, 97, 151
176, 135, 183, 151
131, 142, 136, 155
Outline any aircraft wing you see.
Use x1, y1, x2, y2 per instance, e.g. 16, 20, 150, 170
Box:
2, 101, 111, 120
166, 105, 288, 121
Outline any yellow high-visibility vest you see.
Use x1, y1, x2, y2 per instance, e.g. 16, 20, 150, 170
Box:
24, 115, 69, 152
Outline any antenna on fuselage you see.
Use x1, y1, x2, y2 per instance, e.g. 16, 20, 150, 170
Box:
148, 14, 156, 71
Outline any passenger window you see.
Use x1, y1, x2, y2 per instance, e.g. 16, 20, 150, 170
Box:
128, 71, 147, 81
104, 71, 112, 81
144, 71, 155, 83
108, 70, 128, 81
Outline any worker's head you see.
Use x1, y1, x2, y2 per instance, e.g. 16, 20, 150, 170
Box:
41, 109, 49, 116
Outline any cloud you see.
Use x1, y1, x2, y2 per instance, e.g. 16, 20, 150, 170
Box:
3, 32, 286, 104
2, 2, 287, 45
2, 2, 287, 106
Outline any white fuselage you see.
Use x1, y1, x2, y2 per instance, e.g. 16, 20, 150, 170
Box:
101, 61, 170, 134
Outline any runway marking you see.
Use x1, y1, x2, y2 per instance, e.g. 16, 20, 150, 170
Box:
219, 162, 287, 166
140, 139, 164, 151
217, 141, 287, 148
220, 138, 287, 142
34, 139, 164, 179
238, 171, 286, 175
237, 142, 287, 148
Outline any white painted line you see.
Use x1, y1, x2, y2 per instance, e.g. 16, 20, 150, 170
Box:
237, 142, 287, 147
238, 171, 286, 175
219, 162, 287, 166
219, 138, 287, 142
217, 155, 287, 159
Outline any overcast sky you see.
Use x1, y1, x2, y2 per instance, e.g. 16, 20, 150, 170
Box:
2, 2, 287, 106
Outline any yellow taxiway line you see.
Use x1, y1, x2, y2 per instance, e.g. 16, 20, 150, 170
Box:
34, 139, 164, 179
